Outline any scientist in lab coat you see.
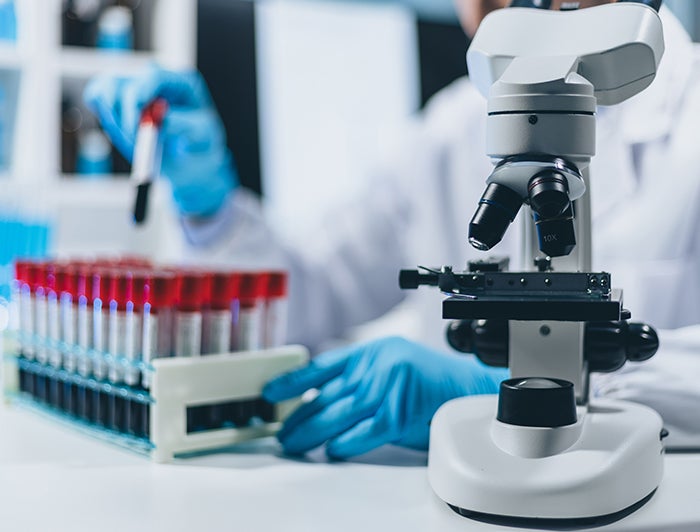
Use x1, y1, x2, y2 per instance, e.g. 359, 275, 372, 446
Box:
85, 0, 700, 458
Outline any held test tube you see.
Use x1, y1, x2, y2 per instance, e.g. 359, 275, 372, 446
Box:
132, 99, 167, 224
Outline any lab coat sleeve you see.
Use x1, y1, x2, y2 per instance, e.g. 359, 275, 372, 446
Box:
591, 326, 700, 449
180, 169, 415, 353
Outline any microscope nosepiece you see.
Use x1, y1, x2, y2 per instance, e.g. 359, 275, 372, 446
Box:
469, 183, 522, 251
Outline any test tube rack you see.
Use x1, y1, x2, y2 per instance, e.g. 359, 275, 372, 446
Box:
2, 337, 309, 462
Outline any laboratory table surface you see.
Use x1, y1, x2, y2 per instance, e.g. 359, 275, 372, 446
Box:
0, 401, 699, 532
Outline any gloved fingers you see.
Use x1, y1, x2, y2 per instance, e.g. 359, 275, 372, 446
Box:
324, 412, 392, 460
325, 370, 409, 459
162, 110, 225, 156
83, 75, 135, 158
278, 393, 379, 455
262, 344, 357, 403
278, 362, 400, 454
277, 376, 357, 442
132, 66, 210, 109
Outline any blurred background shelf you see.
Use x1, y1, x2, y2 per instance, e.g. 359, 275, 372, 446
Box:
59, 47, 156, 78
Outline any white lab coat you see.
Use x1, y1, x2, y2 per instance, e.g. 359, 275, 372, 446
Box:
182, 7, 700, 441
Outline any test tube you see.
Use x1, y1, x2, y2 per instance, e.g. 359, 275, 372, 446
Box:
174, 271, 205, 358
14, 260, 31, 394
201, 271, 234, 355
15, 260, 30, 358
10, 260, 26, 348
34, 262, 53, 367
55, 264, 76, 413
125, 271, 149, 387
75, 265, 93, 378
47, 263, 63, 372
108, 270, 133, 384
56, 264, 77, 372
141, 271, 176, 389
92, 269, 114, 381
262, 271, 289, 349
232, 272, 264, 352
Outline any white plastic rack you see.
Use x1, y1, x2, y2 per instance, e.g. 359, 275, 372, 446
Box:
3, 337, 308, 462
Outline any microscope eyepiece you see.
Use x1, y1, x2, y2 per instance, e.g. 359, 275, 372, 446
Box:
468, 183, 522, 252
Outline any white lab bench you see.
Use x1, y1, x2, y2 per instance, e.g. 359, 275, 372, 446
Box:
0, 400, 699, 532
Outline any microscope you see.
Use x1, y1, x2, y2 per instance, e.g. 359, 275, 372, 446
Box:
400, 0, 666, 526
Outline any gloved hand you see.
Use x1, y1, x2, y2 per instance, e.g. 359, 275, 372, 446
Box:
83, 66, 237, 217
263, 336, 508, 459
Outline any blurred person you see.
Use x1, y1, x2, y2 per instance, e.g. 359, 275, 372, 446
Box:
85, 0, 700, 458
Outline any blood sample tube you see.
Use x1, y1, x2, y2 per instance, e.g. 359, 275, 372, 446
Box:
262, 271, 289, 349
125, 271, 149, 387
108, 270, 133, 384
33, 262, 51, 366
92, 269, 115, 381
10, 260, 26, 347
15, 260, 30, 358
141, 271, 176, 389
14, 260, 31, 394
76, 265, 94, 378
201, 271, 234, 355
232, 272, 264, 351
174, 271, 205, 357
46, 263, 63, 372
56, 264, 77, 372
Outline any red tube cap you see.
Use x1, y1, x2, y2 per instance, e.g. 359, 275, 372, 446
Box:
178, 271, 205, 311
210, 271, 234, 310
150, 271, 176, 309
265, 271, 288, 298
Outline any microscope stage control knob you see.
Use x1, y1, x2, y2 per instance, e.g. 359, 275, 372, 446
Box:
497, 377, 577, 428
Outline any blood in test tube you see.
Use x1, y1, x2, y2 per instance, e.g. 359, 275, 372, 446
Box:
55, 264, 77, 413
35, 262, 52, 366
46, 263, 60, 368
10, 260, 26, 350
108, 270, 133, 384
14, 260, 31, 394
125, 271, 149, 387
75, 265, 93, 378
92, 269, 114, 381
15, 260, 30, 358
141, 271, 176, 389
174, 271, 205, 358
262, 271, 289, 349
201, 271, 234, 355
232, 272, 264, 352
56, 264, 77, 372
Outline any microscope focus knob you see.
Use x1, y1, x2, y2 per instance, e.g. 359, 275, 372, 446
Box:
626, 322, 659, 362
497, 377, 577, 428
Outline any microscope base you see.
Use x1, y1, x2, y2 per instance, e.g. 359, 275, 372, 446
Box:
428, 396, 664, 523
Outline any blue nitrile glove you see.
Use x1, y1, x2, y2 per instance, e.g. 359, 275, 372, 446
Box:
83, 66, 237, 217
263, 336, 509, 459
